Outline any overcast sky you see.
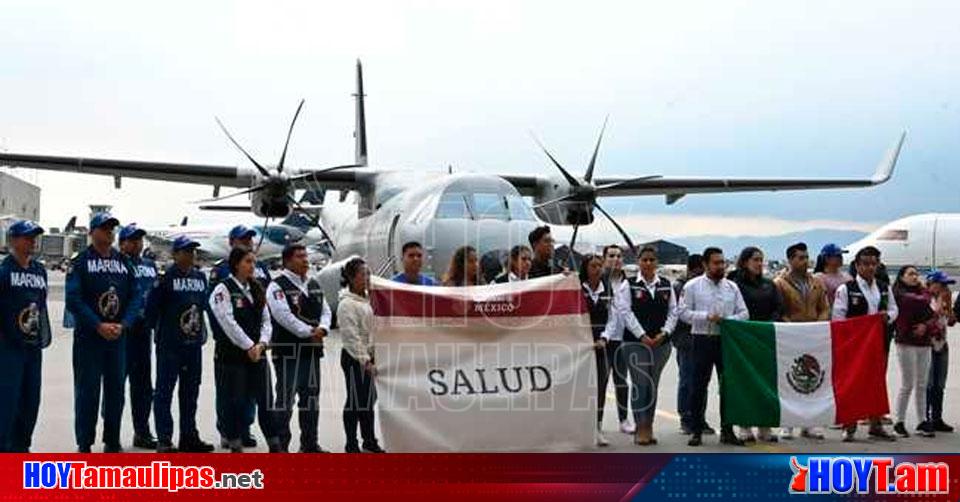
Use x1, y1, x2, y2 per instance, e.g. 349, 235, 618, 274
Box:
1, 0, 958, 239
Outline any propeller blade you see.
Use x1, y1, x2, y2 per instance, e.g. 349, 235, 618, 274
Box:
584, 116, 608, 183
215, 117, 271, 178
191, 184, 267, 204
594, 202, 635, 252
594, 174, 663, 193
277, 99, 305, 173
567, 224, 580, 271
529, 132, 580, 187
287, 195, 337, 252
531, 192, 579, 209
255, 217, 270, 253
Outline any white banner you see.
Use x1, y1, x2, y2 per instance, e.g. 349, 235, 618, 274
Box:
370, 274, 597, 452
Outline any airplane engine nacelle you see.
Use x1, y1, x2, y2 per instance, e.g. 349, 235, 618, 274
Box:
250, 191, 292, 219
533, 200, 595, 226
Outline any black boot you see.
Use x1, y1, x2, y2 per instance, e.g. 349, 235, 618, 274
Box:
361, 439, 386, 453
157, 440, 177, 453
719, 428, 745, 446
241, 432, 258, 448
180, 434, 215, 453
133, 433, 158, 449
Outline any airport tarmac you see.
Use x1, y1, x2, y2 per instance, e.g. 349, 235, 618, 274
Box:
29, 272, 960, 453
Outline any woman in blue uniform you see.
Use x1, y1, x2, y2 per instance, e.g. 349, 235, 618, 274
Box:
209, 247, 281, 453
0, 220, 51, 452
146, 236, 215, 453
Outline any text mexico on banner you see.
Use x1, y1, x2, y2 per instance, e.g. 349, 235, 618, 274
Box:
369, 274, 596, 452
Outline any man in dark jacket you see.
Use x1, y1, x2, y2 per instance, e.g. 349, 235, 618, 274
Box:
527, 226, 560, 278
67, 212, 143, 453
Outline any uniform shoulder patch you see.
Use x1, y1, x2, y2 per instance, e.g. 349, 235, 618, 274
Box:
273, 289, 285, 301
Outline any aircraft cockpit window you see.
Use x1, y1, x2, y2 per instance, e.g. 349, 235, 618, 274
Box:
472, 193, 509, 221
436, 192, 472, 219
506, 195, 536, 221
877, 229, 908, 241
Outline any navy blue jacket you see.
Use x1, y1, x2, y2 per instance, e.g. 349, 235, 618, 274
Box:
0, 255, 51, 349
65, 245, 143, 340
146, 264, 208, 348
126, 254, 158, 327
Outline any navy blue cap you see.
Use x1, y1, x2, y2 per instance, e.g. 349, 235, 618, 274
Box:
118, 223, 147, 241
89, 212, 120, 230
7, 220, 45, 238
172, 236, 201, 252
926, 270, 956, 285
819, 243, 848, 257
229, 225, 257, 240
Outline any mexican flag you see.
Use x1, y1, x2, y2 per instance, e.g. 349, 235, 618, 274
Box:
720, 314, 890, 427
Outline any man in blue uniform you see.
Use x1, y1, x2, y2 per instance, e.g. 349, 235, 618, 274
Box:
209, 224, 270, 449
67, 212, 143, 453
0, 220, 51, 452
118, 223, 158, 449
146, 236, 215, 453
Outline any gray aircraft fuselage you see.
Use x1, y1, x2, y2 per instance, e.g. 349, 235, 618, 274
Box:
320, 169, 540, 282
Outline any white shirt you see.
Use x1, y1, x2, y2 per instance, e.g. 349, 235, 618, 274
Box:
266, 269, 332, 339
621, 273, 678, 337
209, 276, 272, 350
678, 274, 749, 335
831, 275, 899, 323
603, 273, 632, 341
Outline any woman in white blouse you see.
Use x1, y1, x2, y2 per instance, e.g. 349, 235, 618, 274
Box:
208, 247, 281, 453
337, 257, 385, 453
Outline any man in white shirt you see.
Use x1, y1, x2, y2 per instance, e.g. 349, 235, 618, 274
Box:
266, 244, 332, 453
601, 244, 634, 434
832, 245, 898, 442
678, 247, 749, 447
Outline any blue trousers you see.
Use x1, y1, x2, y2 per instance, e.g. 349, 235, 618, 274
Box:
688, 335, 728, 434
218, 357, 277, 442
623, 341, 672, 427
73, 335, 126, 448
154, 344, 202, 443
273, 345, 323, 451
927, 346, 949, 422
214, 342, 255, 439
0, 344, 42, 452
124, 324, 154, 436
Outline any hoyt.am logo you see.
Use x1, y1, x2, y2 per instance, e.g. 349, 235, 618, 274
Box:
789, 456, 949, 495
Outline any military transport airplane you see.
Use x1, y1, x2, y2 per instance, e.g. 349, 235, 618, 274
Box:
0, 61, 905, 281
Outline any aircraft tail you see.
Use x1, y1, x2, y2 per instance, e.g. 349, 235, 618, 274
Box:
64, 216, 77, 233
353, 59, 368, 167
180, 216, 188, 226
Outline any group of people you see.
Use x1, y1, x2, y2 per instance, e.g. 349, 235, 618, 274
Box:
0, 216, 955, 453
578, 235, 957, 447
0, 213, 384, 454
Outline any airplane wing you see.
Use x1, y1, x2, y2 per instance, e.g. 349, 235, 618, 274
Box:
0, 153, 250, 188
502, 132, 905, 204
0, 152, 373, 191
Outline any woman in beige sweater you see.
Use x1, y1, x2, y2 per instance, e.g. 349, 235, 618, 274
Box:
337, 257, 385, 453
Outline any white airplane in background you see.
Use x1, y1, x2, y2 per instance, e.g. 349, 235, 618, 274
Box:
144, 198, 330, 262
845, 213, 960, 276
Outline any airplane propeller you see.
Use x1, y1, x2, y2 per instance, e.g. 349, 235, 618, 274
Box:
202, 99, 359, 251
531, 118, 659, 254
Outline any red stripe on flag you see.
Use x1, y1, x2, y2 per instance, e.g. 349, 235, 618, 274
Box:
830, 314, 890, 424
370, 288, 586, 318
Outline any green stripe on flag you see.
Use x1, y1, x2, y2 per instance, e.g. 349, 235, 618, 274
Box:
720, 320, 780, 427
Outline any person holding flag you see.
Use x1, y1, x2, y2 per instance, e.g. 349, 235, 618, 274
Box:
832, 246, 898, 442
